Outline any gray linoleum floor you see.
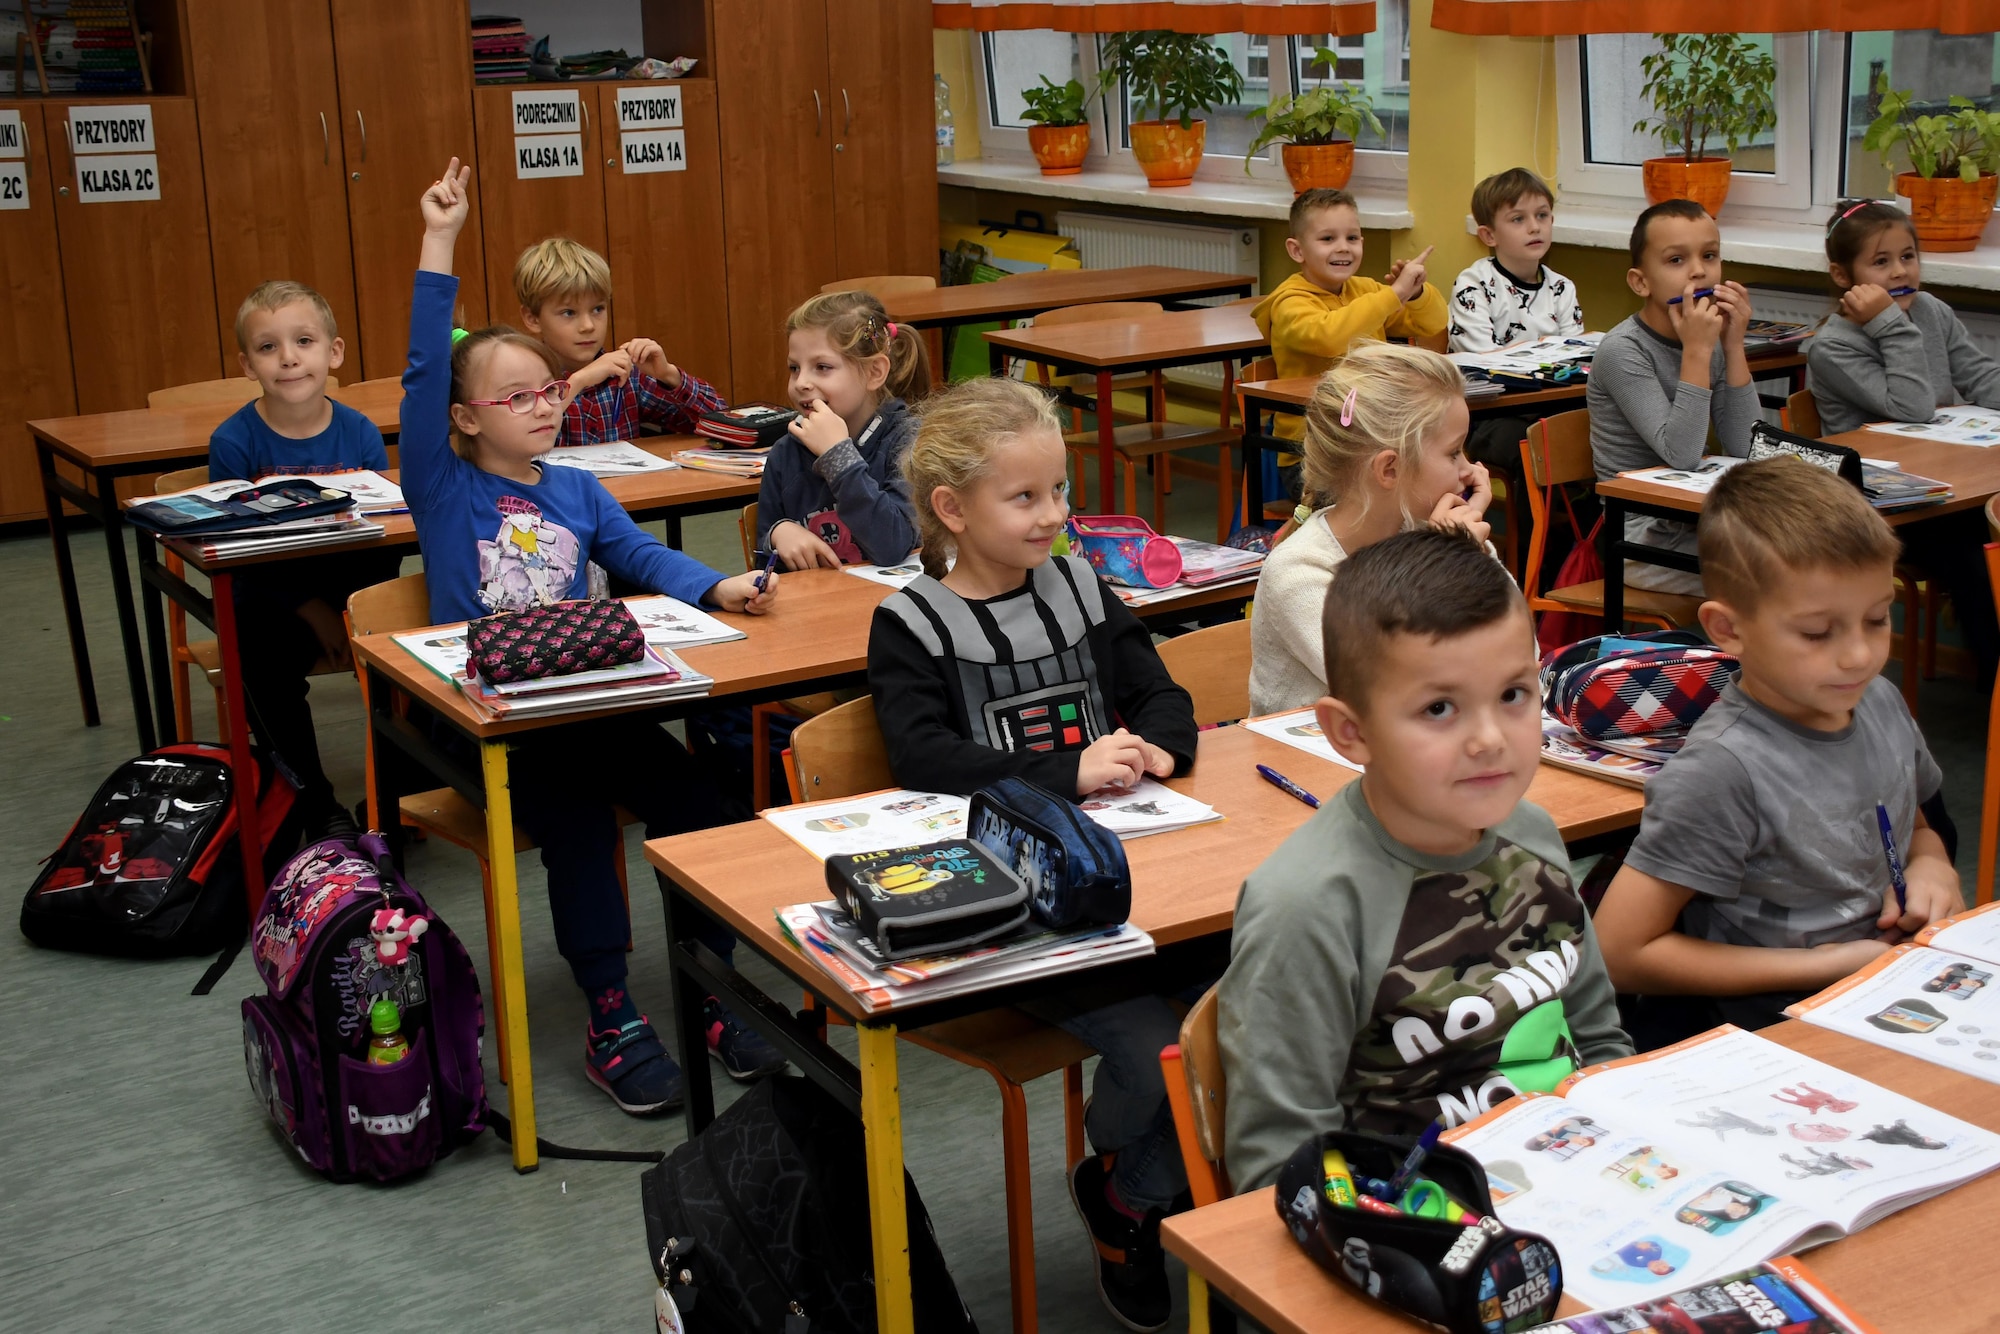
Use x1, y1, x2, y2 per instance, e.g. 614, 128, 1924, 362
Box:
0, 474, 1986, 1333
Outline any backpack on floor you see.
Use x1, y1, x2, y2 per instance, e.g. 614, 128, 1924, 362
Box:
241, 831, 488, 1183
642, 1074, 977, 1334
21, 742, 302, 958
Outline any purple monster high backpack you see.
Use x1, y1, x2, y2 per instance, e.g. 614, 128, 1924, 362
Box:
241, 832, 487, 1182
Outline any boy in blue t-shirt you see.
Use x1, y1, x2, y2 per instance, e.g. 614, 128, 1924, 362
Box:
209, 281, 399, 829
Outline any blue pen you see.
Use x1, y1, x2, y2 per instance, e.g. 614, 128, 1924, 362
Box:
1667, 287, 1716, 306
1887, 286, 1918, 297
753, 545, 781, 594
1875, 802, 1909, 915
1256, 764, 1319, 809
1382, 1122, 1443, 1200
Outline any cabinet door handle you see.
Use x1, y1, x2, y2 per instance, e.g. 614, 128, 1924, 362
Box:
842, 88, 851, 136
57, 119, 70, 193
581, 99, 590, 151
355, 108, 367, 164
319, 111, 329, 165
812, 90, 822, 137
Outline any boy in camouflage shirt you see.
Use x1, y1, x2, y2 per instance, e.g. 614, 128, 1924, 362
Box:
1219, 530, 1630, 1193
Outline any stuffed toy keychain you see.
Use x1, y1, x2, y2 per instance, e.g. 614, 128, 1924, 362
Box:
368, 906, 429, 967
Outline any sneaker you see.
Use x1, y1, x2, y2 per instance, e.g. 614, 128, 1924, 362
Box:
704, 997, 786, 1082
584, 1018, 685, 1114
1068, 1154, 1171, 1332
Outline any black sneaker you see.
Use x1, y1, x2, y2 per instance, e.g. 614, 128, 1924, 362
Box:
703, 997, 786, 1082
1068, 1154, 1171, 1332
584, 1018, 685, 1114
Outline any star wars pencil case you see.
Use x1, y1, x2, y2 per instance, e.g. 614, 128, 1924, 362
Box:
1066, 515, 1183, 589
1275, 1130, 1563, 1334
1540, 629, 1739, 741
466, 599, 647, 684
967, 778, 1130, 930
824, 840, 1029, 960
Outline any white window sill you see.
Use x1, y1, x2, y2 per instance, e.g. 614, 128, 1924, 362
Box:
942, 153, 1414, 229
1516, 204, 2000, 294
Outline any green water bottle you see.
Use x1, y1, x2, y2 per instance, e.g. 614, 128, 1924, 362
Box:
367, 997, 410, 1066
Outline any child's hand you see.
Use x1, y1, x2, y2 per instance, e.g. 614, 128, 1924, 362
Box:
1075, 730, 1149, 795
1136, 736, 1177, 779
1810, 936, 1894, 979
1667, 283, 1725, 351
1710, 281, 1753, 348
787, 399, 851, 457
709, 570, 779, 614
296, 597, 352, 671
420, 157, 471, 236
1840, 283, 1895, 326
572, 348, 634, 394
1386, 245, 1434, 304
1427, 470, 1492, 547
771, 520, 841, 571
1881, 857, 1962, 938
622, 337, 682, 387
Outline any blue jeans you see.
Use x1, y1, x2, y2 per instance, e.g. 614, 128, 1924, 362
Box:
1028, 993, 1188, 1212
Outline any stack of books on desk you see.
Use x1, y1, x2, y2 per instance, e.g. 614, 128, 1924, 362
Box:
696, 404, 798, 448
1111, 536, 1263, 607
1861, 461, 1952, 512
393, 630, 714, 721
470, 14, 530, 83
776, 901, 1154, 1014
1539, 716, 1678, 788
130, 477, 384, 559
676, 447, 770, 477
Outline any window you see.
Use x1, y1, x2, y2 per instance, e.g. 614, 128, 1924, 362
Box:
1839, 30, 2000, 201
981, 31, 1085, 130
1110, 34, 1272, 158
1579, 34, 1780, 172
1287, 0, 1411, 154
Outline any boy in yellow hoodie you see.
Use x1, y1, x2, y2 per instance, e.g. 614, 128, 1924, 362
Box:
1252, 188, 1448, 457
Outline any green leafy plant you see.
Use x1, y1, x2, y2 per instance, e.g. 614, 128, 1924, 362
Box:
1243, 52, 1383, 173
1097, 30, 1245, 130
1630, 32, 1777, 163
1864, 76, 2000, 181
1019, 75, 1090, 128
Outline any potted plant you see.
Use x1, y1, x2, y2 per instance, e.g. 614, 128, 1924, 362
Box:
1630, 32, 1777, 216
1864, 78, 2000, 252
1098, 30, 1245, 187
1244, 50, 1384, 193
1019, 75, 1092, 175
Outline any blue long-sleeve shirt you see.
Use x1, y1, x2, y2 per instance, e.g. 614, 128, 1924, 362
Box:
208, 397, 388, 482
400, 270, 726, 625
756, 397, 919, 565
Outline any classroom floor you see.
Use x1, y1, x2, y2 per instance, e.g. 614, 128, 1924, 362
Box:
0, 468, 1985, 1333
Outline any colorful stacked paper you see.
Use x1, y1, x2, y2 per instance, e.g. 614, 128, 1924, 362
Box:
470, 14, 529, 85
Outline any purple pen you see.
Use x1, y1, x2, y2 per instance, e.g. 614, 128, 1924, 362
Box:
753, 545, 780, 594
1667, 287, 1716, 306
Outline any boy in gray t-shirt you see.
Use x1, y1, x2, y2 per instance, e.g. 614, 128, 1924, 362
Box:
1595, 455, 1962, 1045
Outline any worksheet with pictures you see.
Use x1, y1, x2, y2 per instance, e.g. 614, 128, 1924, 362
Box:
1243, 709, 1364, 773
763, 791, 971, 861
1443, 1026, 2000, 1311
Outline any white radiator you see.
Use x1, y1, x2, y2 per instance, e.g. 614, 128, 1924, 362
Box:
1054, 211, 1262, 392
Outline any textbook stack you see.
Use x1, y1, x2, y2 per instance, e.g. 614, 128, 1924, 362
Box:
695, 404, 798, 449
470, 15, 530, 84
1111, 536, 1263, 608
129, 477, 385, 560
1538, 716, 1679, 788
393, 629, 714, 722
676, 447, 769, 477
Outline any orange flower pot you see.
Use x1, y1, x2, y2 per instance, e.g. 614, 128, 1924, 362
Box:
1130, 119, 1205, 188
1896, 171, 2000, 254
1028, 123, 1091, 175
1281, 140, 1355, 193
1641, 156, 1734, 216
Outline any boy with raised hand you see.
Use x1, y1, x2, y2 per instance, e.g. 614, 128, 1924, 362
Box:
209, 280, 398, 833
1586, 199, 1758, 594
1595, 455, 1960, 1049
513, 237, 723, 445
1219, 528, 1630, 1195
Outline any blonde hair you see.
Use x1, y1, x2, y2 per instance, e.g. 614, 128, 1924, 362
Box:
904, 378, 1063, 578
447, 326, 565, 461
235, 280, 337, 351
1699, 454, 1900, 611
787, 290, 933, 404
1300, 340, 1467, 521
513, 237, 612, 312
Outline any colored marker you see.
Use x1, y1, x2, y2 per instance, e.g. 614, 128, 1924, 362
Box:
1322, 1148, 1359, 1207
1257, 764, 1320, 809
753, 545, 781, 594
1888, 286, 1918, 297
1354, 1194, 1402, 1216
1386, 1121, 1443, 1199
1667, 287, 1716, 306
1876, 802, 1908, 915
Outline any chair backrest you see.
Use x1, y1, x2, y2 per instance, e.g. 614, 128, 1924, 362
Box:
1987, 493, 2000, 546
1161, 985, 1230, 1206
1155, 618, 1251, 727
149, 376, 340, 409
739, 501, 759, 571
1412, 329, 1448, 354
788, 696, 893, 800
1033, 301, 1164, 329
1519, 409, 1594, 602
1785, 388, 1823, 439
819, 275, 937, 297
1242, 355, 1277, 382
346, 573, 433, 637
155, 465, 209, 494
340, 376, 402, 395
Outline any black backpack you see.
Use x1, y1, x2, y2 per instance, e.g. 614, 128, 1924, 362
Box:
642, 1075, 977, 1333
21, 742, 302, 960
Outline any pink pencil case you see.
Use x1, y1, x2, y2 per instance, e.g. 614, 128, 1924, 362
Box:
1067, 515, 1184, 589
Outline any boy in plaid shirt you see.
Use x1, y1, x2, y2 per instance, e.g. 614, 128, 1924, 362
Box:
514, 237, 723, 444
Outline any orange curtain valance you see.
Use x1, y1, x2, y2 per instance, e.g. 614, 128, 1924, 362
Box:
932, 1, 1376, 35
1430, 0, 2000, 35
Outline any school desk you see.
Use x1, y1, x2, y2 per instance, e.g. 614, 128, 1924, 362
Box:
31, 379, 405, 746
642, 723, 1645, 1334
1162, 1020, 2000, 1334
883, 265, 1255, 335
1595, 426, 2000, 627
985, 305, 1271, 519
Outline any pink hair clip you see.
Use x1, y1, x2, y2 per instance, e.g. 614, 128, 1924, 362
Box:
886, 321, 899, 338
1340, 386, 1358, 427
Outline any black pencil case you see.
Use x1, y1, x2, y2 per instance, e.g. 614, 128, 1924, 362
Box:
127, 480, 355, 536
824, 839, 1029, 960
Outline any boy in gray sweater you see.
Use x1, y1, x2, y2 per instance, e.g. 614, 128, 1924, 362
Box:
1586, 199, 1759, 595
1219, 529, 1630, 1194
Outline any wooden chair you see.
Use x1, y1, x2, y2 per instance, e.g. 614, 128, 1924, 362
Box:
1979, 510, 2000, 906
1159, 985, 1230, 1207
1782, 387, 1822, 439
818, 275, 937, 297
787, 696, 1091, 1334
1520, 410, 1701, 634
1155, 618, 1251, 727
149, 375, 338, 409
345, 573, 633, 1086
1032, 301, 1164, 511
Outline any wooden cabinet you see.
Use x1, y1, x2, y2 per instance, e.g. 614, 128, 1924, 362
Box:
52, 97, 221, 413
184, 0, 360, 371
596, 81, 733, 401
0, 103, 78, 523
330, 0, 487, 380
826, 0, 938, 283
473, 85, 609, 328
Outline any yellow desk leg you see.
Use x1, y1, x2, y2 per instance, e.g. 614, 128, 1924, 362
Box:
1188, 1272, 1211, 1334
858, 1022, 913, 1334
482, 739, 537, 1173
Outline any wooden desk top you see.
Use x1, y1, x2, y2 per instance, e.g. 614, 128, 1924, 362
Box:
984, 304, 1268, 370
30, 380, 406, 469
883, 266, 1254, 328
1163, 1021, 2000, 1334
1240, 350, 1806, 415
1597, 426, 2000, 526
644, 721, 1643, 1022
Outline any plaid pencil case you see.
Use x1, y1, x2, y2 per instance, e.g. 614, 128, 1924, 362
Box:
1540, 630, 1738, 741
466, 599, 647, 684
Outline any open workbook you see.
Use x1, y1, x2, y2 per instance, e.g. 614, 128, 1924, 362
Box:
1441, 1026, 2000, 1312
1788, 900, 2000, 1086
